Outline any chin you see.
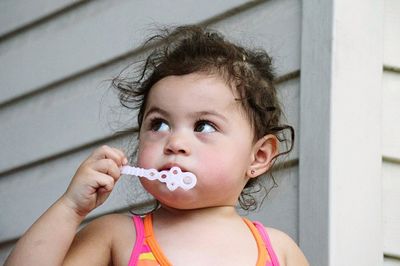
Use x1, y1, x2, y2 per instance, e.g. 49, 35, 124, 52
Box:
140, 178, 199, 208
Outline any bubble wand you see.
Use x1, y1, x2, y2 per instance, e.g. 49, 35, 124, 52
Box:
120, 165, 197, 191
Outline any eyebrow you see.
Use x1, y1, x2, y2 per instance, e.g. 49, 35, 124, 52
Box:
144, 106, 228, 123
194, 110, 228, 123
144, 107, 169, 120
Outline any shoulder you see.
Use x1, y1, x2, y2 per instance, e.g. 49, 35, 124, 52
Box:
78, 213, 134, 241
265, 227, 309, 266
89, 213, 134, 234
64, 214, 135, 265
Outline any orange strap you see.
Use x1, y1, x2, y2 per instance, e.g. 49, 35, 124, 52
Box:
144, 214, 172, 265
243, 218, 269, 266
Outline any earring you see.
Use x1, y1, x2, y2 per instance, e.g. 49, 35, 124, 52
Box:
251, 169, 256, 175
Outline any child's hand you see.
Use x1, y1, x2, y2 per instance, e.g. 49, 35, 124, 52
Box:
61, 145, 128, 218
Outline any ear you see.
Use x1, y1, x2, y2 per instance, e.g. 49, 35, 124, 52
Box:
247, 134, 279, 178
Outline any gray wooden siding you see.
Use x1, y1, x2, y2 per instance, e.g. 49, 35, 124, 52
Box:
383, 0, 400, 263
0, 0, 301, 263
0, 0, 80, 37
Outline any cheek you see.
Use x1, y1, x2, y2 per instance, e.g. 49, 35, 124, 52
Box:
196, 149, 237, 182
197, 148, 223, 169
137, 141, 158, 168
196, 141, 252, 179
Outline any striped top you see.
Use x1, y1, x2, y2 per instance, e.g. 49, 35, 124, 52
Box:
128, 214, 280, 266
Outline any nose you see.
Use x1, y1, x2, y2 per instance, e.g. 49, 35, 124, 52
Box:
164, 131, 191, 156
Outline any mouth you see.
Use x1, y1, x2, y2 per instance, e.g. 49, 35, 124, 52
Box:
153, 163, 197, 191
159, 163, 188, 173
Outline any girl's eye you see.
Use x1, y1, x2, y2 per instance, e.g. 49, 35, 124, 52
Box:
194, 120, 216, 133
150, 119, 170, 132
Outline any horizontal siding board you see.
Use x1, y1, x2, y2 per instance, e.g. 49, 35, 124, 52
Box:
212, 0, 301, 76
0, 0, 79, 37
0, 0, 249, 105
383, 161, 400, 257
382, 71, 400, 160
0, 60, 123, 174
384, 0, 400, 68
0, 11, 301, 174
0, 0, 300, 106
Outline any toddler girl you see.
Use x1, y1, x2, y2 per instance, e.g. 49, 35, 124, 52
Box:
6, 25, 308, 266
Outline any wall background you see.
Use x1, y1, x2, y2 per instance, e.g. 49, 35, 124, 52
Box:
0, 0, 398, 265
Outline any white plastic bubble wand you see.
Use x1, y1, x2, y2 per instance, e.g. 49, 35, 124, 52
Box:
120, 165, 197, 191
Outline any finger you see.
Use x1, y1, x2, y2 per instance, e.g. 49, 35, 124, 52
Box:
91, 159, 121, 180
96, 182, 114, 206
111, 147, 128, 165
90, 172, 116, 192
91, 145, 124, 166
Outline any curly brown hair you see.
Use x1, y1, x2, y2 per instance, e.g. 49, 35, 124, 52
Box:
112, 25, 294, 211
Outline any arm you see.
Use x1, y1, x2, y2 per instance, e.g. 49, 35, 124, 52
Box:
4, 198, 83, 266
285, 236, 309, 266
266, 227, 309, 266
5, 145, 128, 266
63, 213, 135, 266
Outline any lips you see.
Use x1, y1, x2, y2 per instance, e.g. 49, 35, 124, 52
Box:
159, 163, 188, 173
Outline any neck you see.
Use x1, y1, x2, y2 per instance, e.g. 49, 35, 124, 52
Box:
155, 204, 242, 221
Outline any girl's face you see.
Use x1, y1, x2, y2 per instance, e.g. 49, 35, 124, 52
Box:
137, 72, 256, 209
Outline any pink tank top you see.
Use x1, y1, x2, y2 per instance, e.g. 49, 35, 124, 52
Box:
128, 214, 280, 266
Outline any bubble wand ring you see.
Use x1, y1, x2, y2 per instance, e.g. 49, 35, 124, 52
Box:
120, 165, 197, 191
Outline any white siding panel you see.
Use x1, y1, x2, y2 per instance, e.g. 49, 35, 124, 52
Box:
383, 161, 400, 257
383, 71, 400, 160
0, 0, 78, 37
383, 0, 400, 263
384, 0, 400, 68
385, 257, 400, 266
0, 0, 249, 105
